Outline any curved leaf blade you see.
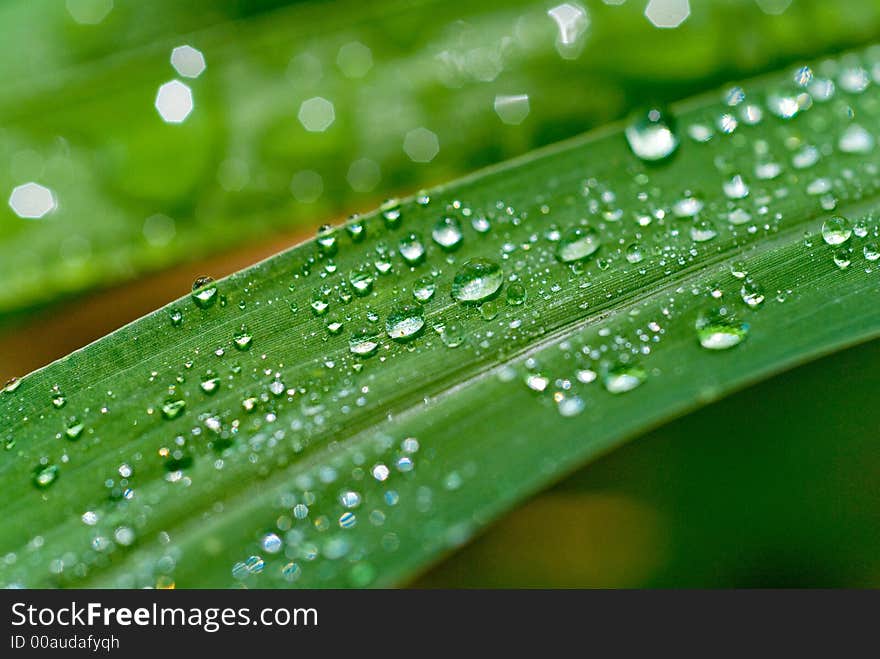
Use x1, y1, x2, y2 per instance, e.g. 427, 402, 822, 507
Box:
3, 45, 880, 587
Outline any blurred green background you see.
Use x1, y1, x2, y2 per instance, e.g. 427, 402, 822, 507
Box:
1, 0, 879, 587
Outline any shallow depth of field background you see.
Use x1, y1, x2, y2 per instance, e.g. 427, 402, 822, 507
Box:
2, 0, 879, 586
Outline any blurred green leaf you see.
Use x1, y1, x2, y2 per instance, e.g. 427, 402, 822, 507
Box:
2, 0, 880, 313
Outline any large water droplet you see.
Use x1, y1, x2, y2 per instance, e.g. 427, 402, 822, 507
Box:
349, 329, 380, 357
33, 464, 59, 489
386, 305, 425, 341
161, 399, 186, 420
432, 217, 464, 251
625, 108, 679, 162
191, 276, 218, 309
316, 225, 338, 256
695, 307, 748, 350
233, 328, 253, 351
451, 258, 504, 303
602, 362, 646, 394
398, 233, 426, 265
381, 199, 402, 229
740, 279, 765, 309
412, 276, 436, 302
822, 216, 852, 245
556, 227, 601, 263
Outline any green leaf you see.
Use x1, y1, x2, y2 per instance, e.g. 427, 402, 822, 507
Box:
2, 0, 880, 313
3, 44, 880, 588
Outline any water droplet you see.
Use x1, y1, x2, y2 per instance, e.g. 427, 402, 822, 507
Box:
432, 217, 463, 251
3, 377, 22, 394
525, 373, 549, 392
398, 233, 426, 265
556, 226, 601, 263
625, 243, 644, 264
33, 464, 59, 489
506, 282, 527, 305
346, 216, 366, 242
695, 307, 748, 350
833, 249, 851, 270
822, 216, 852, 245
625, 107, 679, 162
730, 260, 748, 279
412, 276, 436, 302
339, 512, 357, 529
161, 399, 186, 420
65, 418, 84, 440
380, 199, 402, 229
191, 276, 218, 309
316, 224, 338, 256
169, 309, 183, 327
838, 123, 874, 154
233, 328, 253, 351
349, 266, 374, 296
727, 208, 752, 225
673, 195, 703, 217
794, 65, 813, 87
440, 323, 464, 348
602, 363, 646, 394
311, 290, 330, 315
479, 301, 498, 321
690, 219, 717, 243
386, 305, 425, 341
863, 242, 880, 262
557, 395, 585, 417
740, 279, 765, 308
52, 393, 67, 409
723, 175, 749, 199
451, 258, 504, 303
200, 377, 220, 394
349, 329, 381, 357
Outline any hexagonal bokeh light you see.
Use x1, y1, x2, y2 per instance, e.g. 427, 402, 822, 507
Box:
155, 80, 194, 123
8, 182, 56, 219
66, 0, 113, 25
298, 97, 335, 132
645, 0, 690, 29
170, 45, 206, 79
403, 128, 440, 163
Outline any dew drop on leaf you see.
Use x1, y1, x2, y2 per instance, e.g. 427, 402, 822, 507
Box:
695, 307, 749, 350
625, 107, 679, 162
33, 464, 59, 489
412, 276, 436, 302
740, 279, 766, 308
506, 282, 527, 305
233, 328, 253, 351
556, 227, 601, 263
822, 216, 852, 245
316, 224, 338, 256
431, 217, 463, 251
65, 417, 84, 440
380, 199, 402, 228
602, 363, 646, 394
191, 276, 218, 309
398, 233, 426, 265
451, 258, 504, 303
349, 329, 380, 357
386, 304, 425, 341
161, 399, 186, 420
